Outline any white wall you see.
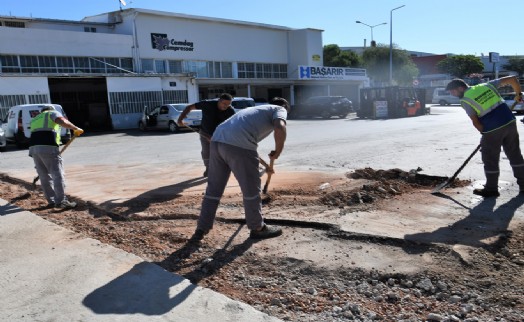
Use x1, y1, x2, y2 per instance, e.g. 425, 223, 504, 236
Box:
287, 29, 323, 78
0, 76, 49, 96
134, 13, 289, 63
0, 27, 132, 57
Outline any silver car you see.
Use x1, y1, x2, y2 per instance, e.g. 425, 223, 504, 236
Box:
0, 124, 6, 152
502, 93, 524, 115
138, 104, 202, 132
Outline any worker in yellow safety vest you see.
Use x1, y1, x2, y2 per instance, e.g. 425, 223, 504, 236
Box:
29, 105, 84, 208
446, 76, 524, 197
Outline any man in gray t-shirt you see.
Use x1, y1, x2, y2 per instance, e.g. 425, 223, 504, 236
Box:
190, 97, 290, 241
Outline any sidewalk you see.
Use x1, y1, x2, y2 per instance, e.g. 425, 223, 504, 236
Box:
0, 198, 280, 322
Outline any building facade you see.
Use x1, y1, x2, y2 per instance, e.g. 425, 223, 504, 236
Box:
0, 8, 369, 130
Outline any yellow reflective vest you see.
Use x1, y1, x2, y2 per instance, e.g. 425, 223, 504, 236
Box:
460, 83, 504, 117
29, 111, 61, 147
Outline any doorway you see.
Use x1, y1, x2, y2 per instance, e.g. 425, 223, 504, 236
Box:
48, 77, 112, 131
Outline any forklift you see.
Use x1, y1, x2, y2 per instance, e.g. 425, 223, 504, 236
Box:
357, 86, 429, 119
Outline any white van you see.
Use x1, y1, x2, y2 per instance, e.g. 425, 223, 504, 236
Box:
432, 88, 461, 105
1, 104, 71, 148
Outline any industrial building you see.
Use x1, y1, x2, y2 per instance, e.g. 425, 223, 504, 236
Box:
0, 8, 369, 130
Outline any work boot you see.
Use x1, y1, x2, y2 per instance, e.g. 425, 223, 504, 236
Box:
250, 224, 282, 240
473, 188, 500, 198
56, 200, 77, 209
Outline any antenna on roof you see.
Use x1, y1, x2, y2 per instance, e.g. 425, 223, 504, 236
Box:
118, 0, 127, 11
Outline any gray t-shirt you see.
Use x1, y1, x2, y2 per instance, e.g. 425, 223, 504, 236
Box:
212, 105, 287, 151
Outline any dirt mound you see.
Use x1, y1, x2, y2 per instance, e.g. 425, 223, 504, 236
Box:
320, 167, 470, 208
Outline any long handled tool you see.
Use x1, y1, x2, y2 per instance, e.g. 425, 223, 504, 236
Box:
262, 158, 275, 194
431, 144, 481, 194
32, 135, 77, 189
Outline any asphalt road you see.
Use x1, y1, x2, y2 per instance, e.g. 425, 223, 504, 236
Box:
1, 104, 522, 198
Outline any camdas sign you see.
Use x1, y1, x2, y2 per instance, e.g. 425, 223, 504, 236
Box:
299, 65, 366, 80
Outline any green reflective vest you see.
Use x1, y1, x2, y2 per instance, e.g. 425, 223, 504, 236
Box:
461, 83, 503, 117
30, 111, 61, 146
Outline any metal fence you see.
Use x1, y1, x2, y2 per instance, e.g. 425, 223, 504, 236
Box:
0, 94, 49, 120
108, 90, 188, 114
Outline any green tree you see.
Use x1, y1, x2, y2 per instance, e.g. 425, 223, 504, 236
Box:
503, 57, 524, 77
323, 44, 362, 67
436, 55, 484, 78
361, 44, 419, 85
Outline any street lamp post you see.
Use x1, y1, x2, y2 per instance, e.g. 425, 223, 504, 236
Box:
355, 21, 387, 43
389, 5, 405, 84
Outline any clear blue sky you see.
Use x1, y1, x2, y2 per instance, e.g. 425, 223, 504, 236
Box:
1, 0, 519, 56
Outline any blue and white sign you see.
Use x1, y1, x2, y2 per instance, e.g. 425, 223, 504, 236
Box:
299, 65, 366, 80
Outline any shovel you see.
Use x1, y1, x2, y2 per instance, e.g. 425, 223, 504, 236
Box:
431, 144, 481, 194
32, 135, 77, 189
262, 158, 275, 194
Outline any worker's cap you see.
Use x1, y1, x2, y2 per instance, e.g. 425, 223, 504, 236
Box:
40, 105, 56, 112
445, 79, 468, 91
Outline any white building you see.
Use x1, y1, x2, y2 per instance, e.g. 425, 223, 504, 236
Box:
0, 8, 369, 130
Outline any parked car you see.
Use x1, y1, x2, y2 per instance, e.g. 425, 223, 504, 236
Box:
502, 93, 524, 114
1, 104, 71, 148
138, 104, 202, 132
209, 97, 256, 112
291, 96, 353, 119
431, 88, 461, 105
0, 125, 6, 152
253, 98, 268, 106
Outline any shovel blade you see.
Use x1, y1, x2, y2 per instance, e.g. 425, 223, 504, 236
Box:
431, 179, 451, 194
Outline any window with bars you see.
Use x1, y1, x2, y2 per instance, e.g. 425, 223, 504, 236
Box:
73, 57, 90, 73
56, 57, 74, 73
141, 59, 154, 73
90, 57, 106, 73
108, 90, 188, 115
20, 56, 39, 73
38, 56, 57, 73
28, 94, 49, 104
3, 21, 25, 28
105, 57, 120, 74
155, 60, 166, 73
0, 55, 20, 73
0, 95, 26, 120
183, 61, 208, 77
238, 62, 286, 79
168, 60, 183, 73
1, 55, 135, 74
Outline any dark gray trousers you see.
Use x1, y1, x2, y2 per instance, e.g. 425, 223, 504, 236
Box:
481, 122, 524, 190
198, 142, 263, 231
32, 151, 67, 204
199, 135, 210, 170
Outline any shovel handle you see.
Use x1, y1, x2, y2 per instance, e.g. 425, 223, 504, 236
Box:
431, 143, 481, 194
262, 159, 274, 194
